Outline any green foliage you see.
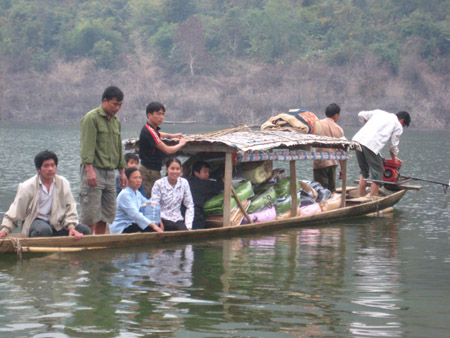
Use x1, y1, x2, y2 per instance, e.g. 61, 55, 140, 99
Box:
147, 23, 177, 59
65, 18, 122, 68
0, 0, 447, 72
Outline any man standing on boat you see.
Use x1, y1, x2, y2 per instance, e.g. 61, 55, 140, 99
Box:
0, 151, 90, 239
79, 86, 127, 235
352, 109, 411, 197
138, 101, 187, 197
313, 103, 345, 192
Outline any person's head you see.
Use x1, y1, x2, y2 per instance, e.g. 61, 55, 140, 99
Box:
102, 86, 124, 117
125, 167, 142, 191
124, 153, 139, 169
34, 150, 58, 181
146, 101, 166, 127
192, 161, 210, 180
325, 103, 341, 121
397, 111, 411, 127
165, 158, 182, 182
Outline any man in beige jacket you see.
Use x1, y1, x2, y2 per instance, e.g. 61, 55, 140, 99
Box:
312, 103, 345, 192
0, 151, 90, 238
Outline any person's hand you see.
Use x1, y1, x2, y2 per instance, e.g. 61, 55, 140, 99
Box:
159, 221, 165, 231
0, 229, 8, 238
120, 172, 127, 189
338, 170, 343, 180
69, 227, 84, 240
86, 166, 97, 187
151, 223, 164, 233
172, 133, 184, 139
178, 138, 188, 147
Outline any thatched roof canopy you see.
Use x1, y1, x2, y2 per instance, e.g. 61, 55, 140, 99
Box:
124, 126, 360, 155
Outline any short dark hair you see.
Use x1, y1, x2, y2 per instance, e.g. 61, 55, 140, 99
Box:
124, 153, 139, 164
165, 157, 181, 169
125, 167, 139, 179
192, 161, 210, 174
146, 102, 166, 117
325, 103, 340, 118
397, 111, 411, 127
102, 86, 124, 102
34, 150, 58, 169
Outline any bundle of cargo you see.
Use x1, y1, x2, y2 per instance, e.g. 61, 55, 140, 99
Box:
297, 180, 339, 215
203, 181, 254, 216
275, 192, 302, 220
205, 200, 251, 228
237, 161, 273, 184
242, 176, 302, 224
204, 181, 254, 228
260, 109, 322, 135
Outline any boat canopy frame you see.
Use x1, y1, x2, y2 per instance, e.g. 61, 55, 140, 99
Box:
123, 126, 361, 227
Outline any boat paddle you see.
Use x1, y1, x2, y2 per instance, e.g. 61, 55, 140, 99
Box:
400, 175, 449, 194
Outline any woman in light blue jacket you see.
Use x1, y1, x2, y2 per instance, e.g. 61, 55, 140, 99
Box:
110, 167, 163, 234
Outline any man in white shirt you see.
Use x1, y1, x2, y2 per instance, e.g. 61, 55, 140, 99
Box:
0, 151, 90, 238
352, 110, 411, 197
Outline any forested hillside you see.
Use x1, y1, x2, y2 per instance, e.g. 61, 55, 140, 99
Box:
0, 0, 449, 127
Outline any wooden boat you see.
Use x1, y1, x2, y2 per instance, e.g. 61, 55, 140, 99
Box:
0, 126, 415, 255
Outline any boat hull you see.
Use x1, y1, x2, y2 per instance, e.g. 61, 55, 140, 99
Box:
0, 190, 406, 254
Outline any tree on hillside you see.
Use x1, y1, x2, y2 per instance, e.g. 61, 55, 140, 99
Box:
173, 16, 208, 76
163, 0, 196, 23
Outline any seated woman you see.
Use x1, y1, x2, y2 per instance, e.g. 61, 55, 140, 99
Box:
109, 167, 164, 234
150, 158, 194, 231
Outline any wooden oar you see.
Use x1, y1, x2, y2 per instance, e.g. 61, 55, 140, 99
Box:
231, 186, 252, 224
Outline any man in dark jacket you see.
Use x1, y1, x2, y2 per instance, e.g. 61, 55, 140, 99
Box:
188, 161, 224, 229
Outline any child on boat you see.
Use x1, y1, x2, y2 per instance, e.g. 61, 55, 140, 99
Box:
109, 167, 164, 234
149, 158, 194, 231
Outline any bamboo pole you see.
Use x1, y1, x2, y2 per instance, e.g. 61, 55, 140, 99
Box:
21, 246, 107, 253
222, 152, 233, 227
231, 186, 252, 224
340, 159, 347, 208
289, 160, 298, 217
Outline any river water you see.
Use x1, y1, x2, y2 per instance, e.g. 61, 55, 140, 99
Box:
0, 123, 448, 337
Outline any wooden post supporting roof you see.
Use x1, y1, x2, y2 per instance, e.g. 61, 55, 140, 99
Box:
340, 159, 347, 208
289, 160, 298, 217
222, 152, 233, 227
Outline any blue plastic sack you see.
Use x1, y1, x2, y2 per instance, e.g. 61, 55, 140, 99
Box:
143, 203, 161, 224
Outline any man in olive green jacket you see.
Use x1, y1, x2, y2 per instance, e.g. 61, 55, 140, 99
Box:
79, 86, 127, 234
0, 151, 90, 238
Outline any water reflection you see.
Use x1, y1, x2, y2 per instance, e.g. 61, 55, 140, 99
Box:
0, 215, 443, 337
348, 217, 404, 337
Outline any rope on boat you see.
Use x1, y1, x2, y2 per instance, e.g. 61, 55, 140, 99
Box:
11, 238, 22, 260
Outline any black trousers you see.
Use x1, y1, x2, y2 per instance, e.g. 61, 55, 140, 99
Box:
161, 218, 187, 231
122, 223, 155, 233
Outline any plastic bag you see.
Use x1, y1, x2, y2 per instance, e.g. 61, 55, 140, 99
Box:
143, 203, 161, 224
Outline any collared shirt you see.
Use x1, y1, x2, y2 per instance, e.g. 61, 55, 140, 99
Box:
313, 117, 345, 169
150, 177, 194, 230
352, 109, 403, 155
37, 176, 55, 221
80, 105, 126, 170
109, 187, 151, 234
139, 122, 166, 171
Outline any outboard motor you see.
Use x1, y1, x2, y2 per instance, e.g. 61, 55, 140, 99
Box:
383, 159, 402, 182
